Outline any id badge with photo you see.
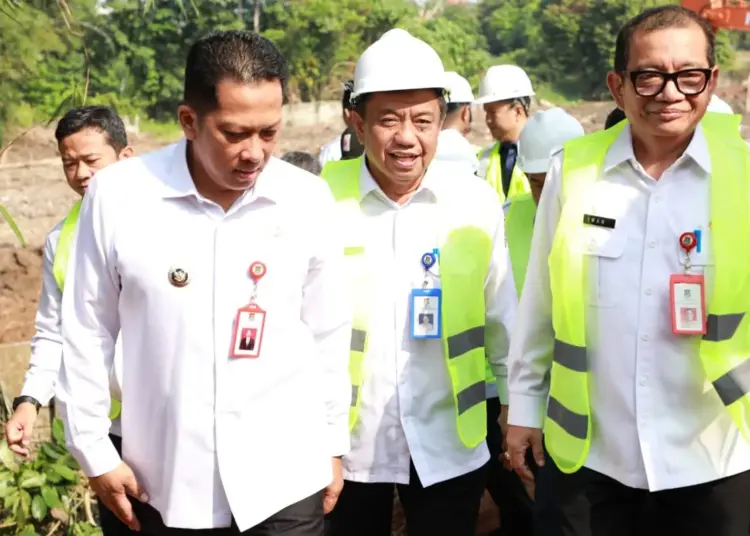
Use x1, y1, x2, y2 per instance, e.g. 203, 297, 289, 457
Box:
669, 273, 706, 336
231, 302, 267, 358
410, 288, 442, 340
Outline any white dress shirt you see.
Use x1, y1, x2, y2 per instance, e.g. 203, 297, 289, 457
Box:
318, 135, 342, 166
57, 139, 352, 530
342, 159, 517, 487
508, 123, 750, 491
434, 129, 480, 176
22, 219, 123, 436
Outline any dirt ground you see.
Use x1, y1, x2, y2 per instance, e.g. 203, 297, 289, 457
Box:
0, 92, 745, 535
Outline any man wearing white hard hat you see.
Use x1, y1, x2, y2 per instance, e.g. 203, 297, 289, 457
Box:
321, 28, 517, 536
433, 71, 480, 174
475, 65, 534, 204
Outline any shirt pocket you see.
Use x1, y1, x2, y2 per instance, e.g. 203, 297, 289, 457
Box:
582, 227, 627, 308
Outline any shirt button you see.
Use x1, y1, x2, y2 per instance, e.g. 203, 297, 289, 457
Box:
649, 240, 657, 248
645, 288, 652, 296
641, 334, 650, 341
640, 377, 648, 386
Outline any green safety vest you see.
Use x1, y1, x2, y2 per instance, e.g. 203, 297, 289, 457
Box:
322, 157, 492, 448
477, 142, 530, 204
52, 201, 122, 421
505, 193, 536, 297
546, 112, 750, 474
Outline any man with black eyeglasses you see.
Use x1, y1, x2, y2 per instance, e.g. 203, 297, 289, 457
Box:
505, 5, 750, 536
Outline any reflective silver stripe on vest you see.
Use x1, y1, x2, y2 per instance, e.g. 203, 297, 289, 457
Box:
351, 385, 359, 407
447, 326, 485, 359
457, 381, 486, 415
553, 339, 587, 372
712, 357, 750, 407
351, 329, 367, 352
547, 396, 588, 440
704, 313, 746, 342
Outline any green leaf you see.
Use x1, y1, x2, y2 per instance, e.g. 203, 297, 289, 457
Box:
31, 494, 47, 522
41, 485, 61, 508
18, 525, 39, 536
0, 205, 26, 247
3, 487, 19, 511
52, 419, 66, 446
0, 440, 18, 472
17, 489, 31, 526
0, 469, 14, 483
19, 470, 46, 489
44, 468, 62, 484
50, 464, 76, 482
0, 479, 13, 498
39, 442, 64, 461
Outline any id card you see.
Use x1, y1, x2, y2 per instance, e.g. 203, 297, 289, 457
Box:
669, 274, 706, 335
231, 303, 267, 358
410, 288, 442, 339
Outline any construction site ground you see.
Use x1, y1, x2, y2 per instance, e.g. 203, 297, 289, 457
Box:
1, 93, 748, 535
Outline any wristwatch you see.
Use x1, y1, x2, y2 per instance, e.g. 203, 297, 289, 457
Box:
12, 396, 41, 413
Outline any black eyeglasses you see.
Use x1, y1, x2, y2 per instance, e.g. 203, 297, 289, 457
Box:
626, 69, 712, 97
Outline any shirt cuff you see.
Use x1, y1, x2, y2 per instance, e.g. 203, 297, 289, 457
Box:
74, 435, 122, 478
508, 393, 547, 429
20, 384, 54, 407
327, 423, 350, 458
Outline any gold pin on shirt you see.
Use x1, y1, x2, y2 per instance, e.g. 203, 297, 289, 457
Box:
168, 267, 189, 287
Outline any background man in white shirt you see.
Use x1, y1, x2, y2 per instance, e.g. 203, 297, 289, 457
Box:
4, 105, 133, 536
57, 30, 351, 536
433, 71, 480, 175
506, 6, 750, 536
318, 81, 357, 166
322, 29, 517, 536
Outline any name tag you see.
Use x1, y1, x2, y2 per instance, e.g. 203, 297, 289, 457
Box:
583, 214, 616, 229
669, 274, 706, 336
410, 288, 442, 340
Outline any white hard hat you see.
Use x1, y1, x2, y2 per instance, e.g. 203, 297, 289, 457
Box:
475, 65, 535, 105
351, 29, 447, 101
517, 107, 584, 174
707, 94, 733, 114
445, 72, 474, 104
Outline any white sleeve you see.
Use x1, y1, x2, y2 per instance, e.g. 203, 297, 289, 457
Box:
300, 185, 352, 457
507, 153, 563, 429
57, 177, 122, 477
21, 231, 64, 404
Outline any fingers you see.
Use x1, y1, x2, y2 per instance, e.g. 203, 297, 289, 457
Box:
323, 488, 339, 514
6, 421, 31, 457
109, 492, 141, 532
531, 432, 545, 468
122, 474, 150, 503
509, 442, 535, 483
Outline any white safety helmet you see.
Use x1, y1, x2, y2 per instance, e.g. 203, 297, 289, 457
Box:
351, 29, 448, 102
475, 65, 535, 105
445, 72, 474, 104
707, 94, 734, 114
517, 107, 584, 174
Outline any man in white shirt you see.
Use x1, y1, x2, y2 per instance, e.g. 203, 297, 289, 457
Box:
433, 71, 480, 175
4, 105, 133, 536
57, 30, 351, 536
506, 6, 750, 536
321, 29, 517, 536
318, 81, 356, 166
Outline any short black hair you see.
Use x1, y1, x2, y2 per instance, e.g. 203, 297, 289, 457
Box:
54, 106, 128, 152
281, 151, 322, 176
604, 107, 627, 130
342, 80, 354, 111
184, 30, 289, 114
614, 5, 716, 73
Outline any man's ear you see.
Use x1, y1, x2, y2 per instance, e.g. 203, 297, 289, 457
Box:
118, 146, 134, 160
606, 70, 626, 110
352, 110, 366, 144
178, 104, 200, 141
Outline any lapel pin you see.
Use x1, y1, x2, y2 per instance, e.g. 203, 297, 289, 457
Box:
168, 267, 189, 287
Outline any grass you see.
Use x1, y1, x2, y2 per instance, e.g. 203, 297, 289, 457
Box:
535, 83, 582, 106
139, 118, 183, 142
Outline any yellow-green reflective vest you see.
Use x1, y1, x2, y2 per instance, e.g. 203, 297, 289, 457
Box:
505, 193, 536, 297
322, 157, 492, 448
546, 112, 750, 474
477, 142, 530, 204
52, 201, 122, 421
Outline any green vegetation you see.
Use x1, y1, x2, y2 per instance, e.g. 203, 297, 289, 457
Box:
0, 0, 747, 137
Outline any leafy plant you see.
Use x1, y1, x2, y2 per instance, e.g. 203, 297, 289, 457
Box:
0, 419, 100, 536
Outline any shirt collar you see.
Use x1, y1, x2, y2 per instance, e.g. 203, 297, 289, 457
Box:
161, 138, 282, 205
358, 157, 441, 203
603, 123, 711, 176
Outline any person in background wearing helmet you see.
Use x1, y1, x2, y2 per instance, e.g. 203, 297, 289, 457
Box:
507, 6, 750, 536
322, 28, 517, 536
433, 71, 480, 175
475, 65, 534, 203
4, 106, 133, 536
482, 108, 584, 536
318, 80, 359, 166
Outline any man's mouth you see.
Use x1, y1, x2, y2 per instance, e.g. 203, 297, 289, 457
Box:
388, 153, 419, 170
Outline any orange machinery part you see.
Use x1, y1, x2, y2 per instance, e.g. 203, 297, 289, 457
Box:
681, 0, 750, 31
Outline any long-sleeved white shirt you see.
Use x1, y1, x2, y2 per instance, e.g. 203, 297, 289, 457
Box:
22, 219, 123, 436
434, 128, 480, 176
342, 159, 517, 487
57, 139, 352, 531
318, 135, 342, 166
508, 123, 750, 491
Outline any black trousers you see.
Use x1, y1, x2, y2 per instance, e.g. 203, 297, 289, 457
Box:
326, 460, 487, 536
108, 435, 324, 536
535, 446, 750, 536
100, 434, 138, 536
485, 397, 535, 536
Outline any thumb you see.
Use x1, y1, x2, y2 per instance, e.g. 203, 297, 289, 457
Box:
6, 421, 23, 442
531, 433, 545, 467
21, 423, 34, 445
122, 472, 149, 503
